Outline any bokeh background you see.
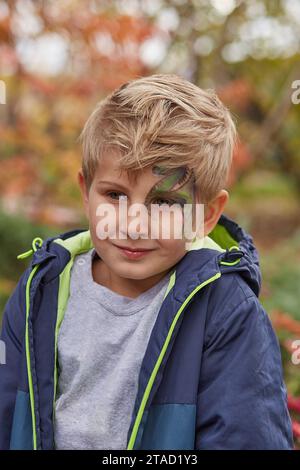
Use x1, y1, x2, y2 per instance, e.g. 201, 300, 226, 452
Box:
0, 0, 300, 446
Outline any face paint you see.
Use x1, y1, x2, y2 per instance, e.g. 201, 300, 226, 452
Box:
144, 164, 195, 209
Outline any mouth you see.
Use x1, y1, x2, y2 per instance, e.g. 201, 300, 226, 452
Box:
113, 244, 156, 260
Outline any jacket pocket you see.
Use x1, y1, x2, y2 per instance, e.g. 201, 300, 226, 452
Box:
10, 390, 33, 450
138, 403, 196, 450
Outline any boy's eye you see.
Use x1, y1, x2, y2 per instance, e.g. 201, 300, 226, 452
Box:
106, 191, 127, 201
152, 197, 185, 207
154, 198, 176, 206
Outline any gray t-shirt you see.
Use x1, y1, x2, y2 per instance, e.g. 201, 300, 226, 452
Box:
53, 248, 171, 450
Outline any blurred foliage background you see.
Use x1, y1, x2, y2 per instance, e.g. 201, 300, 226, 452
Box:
0, 0, 300, 447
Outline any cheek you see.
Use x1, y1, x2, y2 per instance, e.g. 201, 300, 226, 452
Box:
88, 194, 118, 239
158, 239, 187, 259
87, 192, 102, 219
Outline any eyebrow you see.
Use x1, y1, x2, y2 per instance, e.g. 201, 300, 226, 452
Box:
96, 180, 129, 191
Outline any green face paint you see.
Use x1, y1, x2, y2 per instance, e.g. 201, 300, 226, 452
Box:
144, 165, 195, 209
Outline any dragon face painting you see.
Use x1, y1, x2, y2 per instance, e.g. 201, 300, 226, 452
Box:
142, 164, 199, 242
144, 164, 196, 209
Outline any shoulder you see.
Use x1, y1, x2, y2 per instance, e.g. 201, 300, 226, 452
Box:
203, 272, 270, 347
206, 270, 258, 313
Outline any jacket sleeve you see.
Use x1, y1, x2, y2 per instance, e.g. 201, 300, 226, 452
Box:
0, 269, 29, 450
195, 293, 294, 450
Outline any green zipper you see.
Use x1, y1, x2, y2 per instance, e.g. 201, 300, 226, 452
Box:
19, 237, 44, 450
126, 271, 222, 450
22, 250, 75, 451
25, 264, 40, 450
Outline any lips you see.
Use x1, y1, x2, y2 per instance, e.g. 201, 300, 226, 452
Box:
114, 244, 154, 252
113, 244, 155, 260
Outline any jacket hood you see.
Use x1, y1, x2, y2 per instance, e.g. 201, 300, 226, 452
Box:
27, 212, 262, 298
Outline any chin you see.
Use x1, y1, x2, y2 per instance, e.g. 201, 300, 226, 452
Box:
116, 264, 154, 281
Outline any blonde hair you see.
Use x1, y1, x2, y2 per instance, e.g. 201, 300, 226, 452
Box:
79, 73, 237, 204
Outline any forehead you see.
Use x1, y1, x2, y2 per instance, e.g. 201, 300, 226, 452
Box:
93, 150, 157, 186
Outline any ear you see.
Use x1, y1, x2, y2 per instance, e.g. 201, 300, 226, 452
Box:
203, 190, 229, 237
77, 168, 90, 219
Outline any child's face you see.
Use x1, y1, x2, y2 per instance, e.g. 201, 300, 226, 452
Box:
79, 151, 198, 281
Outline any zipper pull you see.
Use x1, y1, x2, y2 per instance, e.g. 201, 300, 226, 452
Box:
17, 237, 44, 260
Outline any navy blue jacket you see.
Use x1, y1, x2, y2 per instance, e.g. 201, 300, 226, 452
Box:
0, 213, 294, 450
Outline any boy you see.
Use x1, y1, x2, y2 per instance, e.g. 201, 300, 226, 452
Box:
0, 74, 294, 450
